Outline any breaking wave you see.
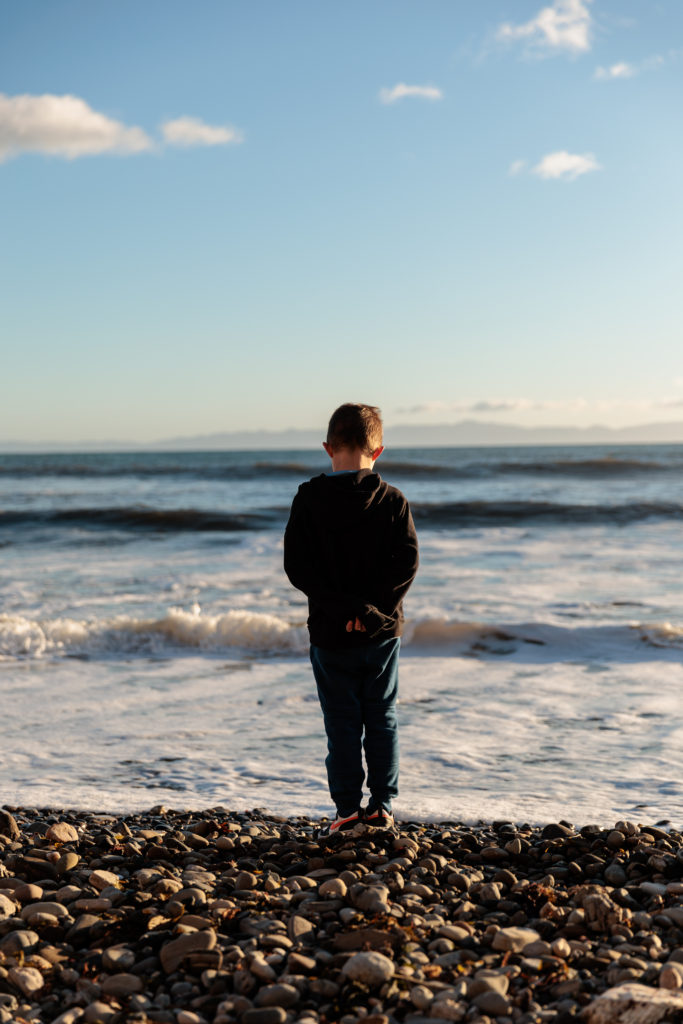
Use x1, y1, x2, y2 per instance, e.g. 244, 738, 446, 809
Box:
411, 500, 683, 527
2, 609, 681, 661
3, 499, 683, 540
0, 452, 676, 482
0, 506, 285, 534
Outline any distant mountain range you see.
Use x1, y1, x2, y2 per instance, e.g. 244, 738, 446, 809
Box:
4, 419, 683, 451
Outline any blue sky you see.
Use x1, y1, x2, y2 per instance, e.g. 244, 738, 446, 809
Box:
2, 0, 682, 443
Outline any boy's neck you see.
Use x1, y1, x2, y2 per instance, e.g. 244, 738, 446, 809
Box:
323, 442, 384, 472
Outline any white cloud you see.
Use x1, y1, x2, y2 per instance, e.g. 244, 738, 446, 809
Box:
508, 159, 527, 176
532, 150, 601, 180
498, 0, 593, 54
379, 83, 443, 105
161, 116, 243, 147
0, 92, 152, 162
396, 398, 576, 416
594, 62, 635, 79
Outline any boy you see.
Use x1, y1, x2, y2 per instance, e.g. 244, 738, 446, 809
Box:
284, 403, 419, 835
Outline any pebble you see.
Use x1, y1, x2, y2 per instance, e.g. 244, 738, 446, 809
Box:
160, 929, 217, 973
45, 822, 79, 844
342, 950, 395, 986
8, 966, 45, 997
88, 869, 120, 890
254, 982, 300, 1007
0, 894, 15, 918
491, 926, 541, 952
100, 972, 144, 997
242, 1009, 287, 1024
2, 807, 683, 1024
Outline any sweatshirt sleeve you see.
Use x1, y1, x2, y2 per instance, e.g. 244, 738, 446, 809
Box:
283, 489, 314, 596
360, 500, 419, 636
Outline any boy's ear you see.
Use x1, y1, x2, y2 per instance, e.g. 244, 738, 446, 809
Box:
372, 445, 385, 461
322, 441, 334, 459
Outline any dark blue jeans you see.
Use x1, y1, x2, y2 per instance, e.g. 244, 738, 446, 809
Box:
310, 637, 400, 818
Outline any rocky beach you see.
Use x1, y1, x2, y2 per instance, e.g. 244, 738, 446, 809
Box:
2, 809, 683, 1024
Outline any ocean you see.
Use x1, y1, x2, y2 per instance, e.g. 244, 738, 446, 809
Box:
1, 444, 682, 827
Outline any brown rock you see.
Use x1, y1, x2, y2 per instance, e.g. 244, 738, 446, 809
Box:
102, 945, 136, 972
0, 929, 40, 954
8, 965, 45, 997
254, 983, 300, 1008
56, 852, 80, 875
287, 914, 316, 946
0, 893, 16, 918
101, 972, 144, 997
160, 929, 217, 973
583, 982, 683, 1022
20, 900, 69, 921
46, 822, 79, 844
0, 810, 19, 839
341, 950, 395, 986
491, 927, 540, 953
89, 869, 120, 891
14, 883, 43, 903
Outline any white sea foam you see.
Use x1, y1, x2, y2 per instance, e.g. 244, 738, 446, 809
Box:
2, 653, 682, 826
3, 606, 683, 661
0, 607, 309, 659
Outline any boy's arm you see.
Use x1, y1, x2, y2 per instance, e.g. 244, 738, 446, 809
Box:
359, 501, 419, 635
283, 490, 316, 597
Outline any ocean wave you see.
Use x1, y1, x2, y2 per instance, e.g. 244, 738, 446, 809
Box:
411, 499, 683, 527
2, 608, 682, 661
0, 458, 318, 481
383, 456, 671, 479
0, 506, 284, 533
3, 499, 683, 538
0, 607, 308, 659
0, 452, 674, 482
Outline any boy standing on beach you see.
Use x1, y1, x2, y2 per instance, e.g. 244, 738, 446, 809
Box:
284, 404, 419, 835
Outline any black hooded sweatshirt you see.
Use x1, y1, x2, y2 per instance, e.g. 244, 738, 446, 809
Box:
284, 469, 419, 649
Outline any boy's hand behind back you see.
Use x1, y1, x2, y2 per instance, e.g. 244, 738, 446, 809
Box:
345, 617, 367, 633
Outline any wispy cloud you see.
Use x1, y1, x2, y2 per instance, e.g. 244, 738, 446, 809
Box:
396, 398, 587, 417
0, 92, 152, 162
531, 150, 601, 180
379, 83, 443, 105
498, 0, 593, 54
508, 159, 527, 176
397, 398, 683, 420
161, 117, 243, 147
594, 62, 635, 80
594, 54, 668, 80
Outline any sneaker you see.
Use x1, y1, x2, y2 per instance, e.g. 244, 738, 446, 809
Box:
365, 805, 394, 829
319, 809, 362, 837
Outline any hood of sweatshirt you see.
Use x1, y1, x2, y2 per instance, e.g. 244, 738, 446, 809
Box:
304, 470, 389, 525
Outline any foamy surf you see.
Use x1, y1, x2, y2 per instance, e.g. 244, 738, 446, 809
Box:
0, 607, 308, 658
2, 607, 683, 660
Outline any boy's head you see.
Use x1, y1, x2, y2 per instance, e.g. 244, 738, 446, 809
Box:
325, 403, 383, 458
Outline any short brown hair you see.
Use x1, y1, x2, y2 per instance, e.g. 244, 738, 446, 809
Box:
327, 403, 383, 455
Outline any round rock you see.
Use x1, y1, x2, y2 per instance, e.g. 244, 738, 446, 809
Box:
319, 877, 347, 898
101, 973, 143, 998
242, 1009, 287, 1024
341, 951, 395, 987
491, 927, 540, 953
0, 894, 16, 918
254, 983, 300, 1008
46, 822, 79, 844
8, 966, 44, 998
